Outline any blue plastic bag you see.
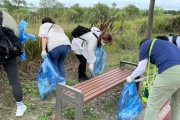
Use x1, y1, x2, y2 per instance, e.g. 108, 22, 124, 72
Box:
19, 20, 36, 61
93, 46, 106, 75
36, 54, 65, 100
118, 81, 143, 120
19, 20, 36, 43
36, 67, 52, 100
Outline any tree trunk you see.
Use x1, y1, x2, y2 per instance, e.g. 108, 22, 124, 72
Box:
146, 0, 156, 38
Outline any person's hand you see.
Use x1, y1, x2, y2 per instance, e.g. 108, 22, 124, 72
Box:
126, 76, 133, 83
41, 50, 47, 59
89, 63, 94, 71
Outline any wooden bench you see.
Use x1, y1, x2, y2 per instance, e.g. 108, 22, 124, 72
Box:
56, 61, 138, 120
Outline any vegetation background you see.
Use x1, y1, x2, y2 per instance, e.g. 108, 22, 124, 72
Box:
0, 0, 180, 119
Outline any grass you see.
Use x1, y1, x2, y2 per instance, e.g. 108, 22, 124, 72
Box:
0, 19, 140, 119
0, 48, 138, 120
0, 18, 171, 119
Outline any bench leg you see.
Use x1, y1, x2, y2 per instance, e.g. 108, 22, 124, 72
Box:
74, 93, 83, 120
56, 83, 63, 120
56, 83, 84, 120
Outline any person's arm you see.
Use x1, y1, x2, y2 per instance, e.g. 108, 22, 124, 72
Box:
130, 59, 148, 79
87, 35, 97, 70
41, 37, 48, 58
41, 37, 48, 51
127, 59, 148, 82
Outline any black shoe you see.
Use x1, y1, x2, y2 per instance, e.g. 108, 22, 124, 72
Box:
78, 75, 89, 82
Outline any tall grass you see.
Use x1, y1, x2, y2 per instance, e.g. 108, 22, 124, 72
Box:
1, 14, 180, 119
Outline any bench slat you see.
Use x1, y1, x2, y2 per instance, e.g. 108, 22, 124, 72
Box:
76, 69, 132, 94
73, 68, 123, 88
74, 68, 130, 90
73, 68, 133, 103
83, 71, 132, 103
83, 69, 132, 96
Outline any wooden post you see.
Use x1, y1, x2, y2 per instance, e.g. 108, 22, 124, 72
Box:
146, 0, 156, 38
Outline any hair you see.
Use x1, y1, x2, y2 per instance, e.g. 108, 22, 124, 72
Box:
97, 32, 112, 47
155, 35, 169, 41
42, 17, 55, 24
139, 37, 151, 49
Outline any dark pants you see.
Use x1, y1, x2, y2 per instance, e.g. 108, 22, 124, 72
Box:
75, 54, 87, 77
0, 57, 22, 102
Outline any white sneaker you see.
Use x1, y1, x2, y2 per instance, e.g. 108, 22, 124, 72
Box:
16, 105, 27, 117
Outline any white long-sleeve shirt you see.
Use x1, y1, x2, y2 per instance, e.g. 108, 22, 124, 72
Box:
130, 59, 148, 79
71, 27, 101, 65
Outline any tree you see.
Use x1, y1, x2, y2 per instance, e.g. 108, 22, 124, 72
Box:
122, 4, 140, 19
154, 6, 164, 16
146, 0, 156, 38
39, 0, 57, 8
38, 0, 65, 17
92, 3, 110, 22
62, 8, 79, 22
70, 4, 85, 22
3, 0, 26, 12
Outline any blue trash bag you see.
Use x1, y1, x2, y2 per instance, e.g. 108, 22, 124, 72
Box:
36, 54, 65, 100
93, 46, 106, 75
19, 20, 36, 61
36, 67, 52, 100
19, 20, 36, 43
118, 81, 143, 120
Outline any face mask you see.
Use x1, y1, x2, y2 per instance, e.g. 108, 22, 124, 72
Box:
101, 42, 105, 46
101, 39, 106, 46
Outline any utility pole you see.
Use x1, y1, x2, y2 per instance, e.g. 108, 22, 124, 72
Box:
146, 0, 156, 38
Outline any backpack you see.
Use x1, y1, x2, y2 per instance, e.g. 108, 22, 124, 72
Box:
0, 11, 23, 59
71, 25, 99, 41
71, 25, 91, 38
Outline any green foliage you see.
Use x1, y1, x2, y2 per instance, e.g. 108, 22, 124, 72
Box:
70, 4, 85, 22
93, 3, 110, 21
154, 6, 165, 16
63, 107, 74, 119
114, 11, 127, 21
166, 15, 180, 32
153, 16, 169, 33
39, 0, 58, 8
84, 105, 102, 120
62, 8, 79, 22
122, 4, 140, 19
1, 4, 180, 119
3, 0, 26, 12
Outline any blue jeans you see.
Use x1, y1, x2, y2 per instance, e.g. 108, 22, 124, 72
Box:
49, 45, 71, 79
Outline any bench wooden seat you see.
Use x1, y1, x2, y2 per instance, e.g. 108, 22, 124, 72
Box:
74, 68, 134, 103
56, 61, 137, 120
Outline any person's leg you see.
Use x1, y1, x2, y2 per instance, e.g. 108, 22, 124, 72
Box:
3, 58, 22, 102
170, 88, 180, 120
144, 65, 180, 120
56, 45, 71, 79
75, 54, 89, 81
3, 57, 26, 116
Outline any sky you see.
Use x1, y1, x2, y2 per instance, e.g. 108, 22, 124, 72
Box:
28, 0, 180, 10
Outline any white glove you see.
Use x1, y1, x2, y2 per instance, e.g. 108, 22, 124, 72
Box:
126, 76, 133, 83
89, 63, 94, 71
41, 50, 47, 59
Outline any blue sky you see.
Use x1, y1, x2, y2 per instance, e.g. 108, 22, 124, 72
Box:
28, 0, 180, 10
